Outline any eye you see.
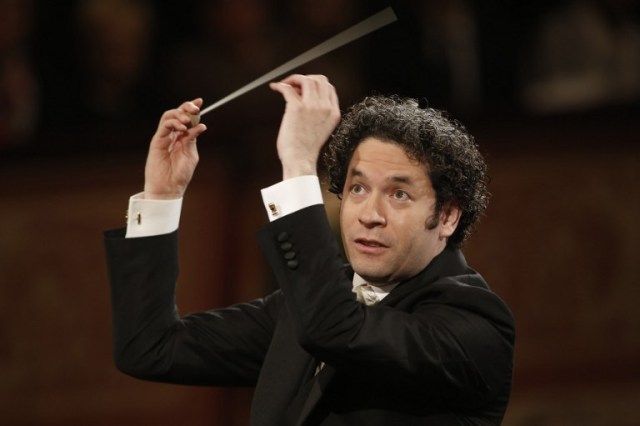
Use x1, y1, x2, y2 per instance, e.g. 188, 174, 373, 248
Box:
392, 190, 410, 201
350, 184, 365, 195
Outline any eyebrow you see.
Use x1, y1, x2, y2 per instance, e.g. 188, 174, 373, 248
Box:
350, 168, 414, 185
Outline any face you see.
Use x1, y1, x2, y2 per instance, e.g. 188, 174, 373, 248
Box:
339, 137, 460, 285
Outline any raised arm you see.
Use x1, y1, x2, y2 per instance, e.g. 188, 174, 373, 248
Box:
105, 100, 276, 387
269, 74, 341, 180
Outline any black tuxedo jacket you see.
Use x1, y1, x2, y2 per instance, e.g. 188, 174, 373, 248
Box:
105, 205, 515, 425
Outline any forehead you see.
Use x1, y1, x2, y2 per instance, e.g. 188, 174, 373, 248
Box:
347, 137, 429, 179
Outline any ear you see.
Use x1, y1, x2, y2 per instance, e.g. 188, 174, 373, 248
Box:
438, 202, 462, 239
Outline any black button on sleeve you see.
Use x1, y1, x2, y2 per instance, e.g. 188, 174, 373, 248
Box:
280, 242, 293, 251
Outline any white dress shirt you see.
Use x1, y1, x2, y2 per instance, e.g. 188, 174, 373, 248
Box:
352, 273, 398, 305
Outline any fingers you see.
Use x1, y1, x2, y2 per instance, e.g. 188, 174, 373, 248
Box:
270, 74, 337, 102
270, 73, 340, 124
155, 99, 207, 143
176, 98, 204, 131
302, 74, 332, 101
269, 80, 301, 103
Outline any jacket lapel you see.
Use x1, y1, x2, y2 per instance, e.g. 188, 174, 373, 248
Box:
291, 363, 336, 425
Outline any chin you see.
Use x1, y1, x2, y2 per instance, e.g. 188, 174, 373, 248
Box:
353, 266, 390, 283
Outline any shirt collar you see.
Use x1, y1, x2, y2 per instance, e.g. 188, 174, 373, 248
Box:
352, 273, 399, 304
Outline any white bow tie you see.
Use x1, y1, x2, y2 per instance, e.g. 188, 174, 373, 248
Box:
352, 274, 398, 305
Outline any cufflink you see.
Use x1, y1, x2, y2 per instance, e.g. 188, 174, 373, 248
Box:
268, 202, 280, 217
126, 210, 141, 225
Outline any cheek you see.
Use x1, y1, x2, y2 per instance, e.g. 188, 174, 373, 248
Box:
339, 200, 356, 227
395, 215, 432, 248
391, 213, 418, 235
339, 205, 352, 241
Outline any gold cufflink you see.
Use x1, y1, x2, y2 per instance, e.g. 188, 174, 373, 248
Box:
268, 203, 279, 217
126, 210, 141, 224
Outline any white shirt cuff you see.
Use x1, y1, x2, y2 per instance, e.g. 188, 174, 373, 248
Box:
125, 193, 183, 238
260, 175, 323, 221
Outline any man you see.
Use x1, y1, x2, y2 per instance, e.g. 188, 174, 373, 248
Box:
105, 74, 515, 425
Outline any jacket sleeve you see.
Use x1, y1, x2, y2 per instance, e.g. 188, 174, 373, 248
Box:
256, 205, 514, 406
104, 228, 279, 386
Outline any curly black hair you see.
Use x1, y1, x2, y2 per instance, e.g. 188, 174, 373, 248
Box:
323, 95, 490, 248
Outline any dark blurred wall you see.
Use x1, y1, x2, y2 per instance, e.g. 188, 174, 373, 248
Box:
1, 0, 639, 424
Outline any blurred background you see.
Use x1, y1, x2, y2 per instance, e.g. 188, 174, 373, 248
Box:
0, 0, 638, 424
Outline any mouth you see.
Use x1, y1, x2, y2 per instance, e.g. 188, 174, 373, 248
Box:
353, 238, 389, 254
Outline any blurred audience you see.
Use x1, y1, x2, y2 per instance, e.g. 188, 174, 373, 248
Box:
519, 0, 640, 114
161, 0, 281, 106
417, 0, 481, 114
30, 0, 159, 154
2, 0, 639, 156
284, 0, 366, 106
72, 0, 158, 125
0, 0, 39, 150
159, 0, 286, 175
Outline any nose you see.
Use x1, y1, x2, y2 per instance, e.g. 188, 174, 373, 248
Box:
358, 193, 386, 228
